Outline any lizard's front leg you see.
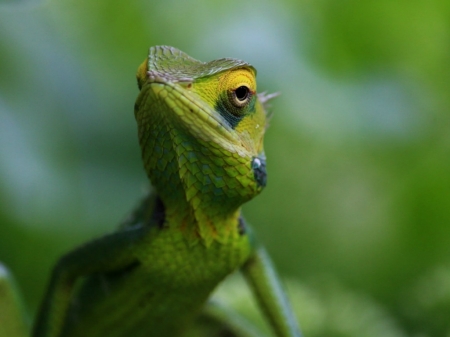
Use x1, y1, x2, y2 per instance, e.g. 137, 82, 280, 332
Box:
32, 226, 146, 337
0, 263, 29, 337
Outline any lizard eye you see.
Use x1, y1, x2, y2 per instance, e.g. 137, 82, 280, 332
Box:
229, 86, 252, 108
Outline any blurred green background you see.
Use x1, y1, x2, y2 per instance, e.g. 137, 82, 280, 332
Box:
1, 0, 450, 336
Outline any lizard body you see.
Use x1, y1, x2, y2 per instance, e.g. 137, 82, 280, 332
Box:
1, 46, 301, 337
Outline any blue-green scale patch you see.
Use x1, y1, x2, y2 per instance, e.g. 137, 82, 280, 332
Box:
251, 155, 267, 187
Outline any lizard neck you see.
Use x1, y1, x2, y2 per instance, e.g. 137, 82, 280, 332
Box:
140, 125, 257, 245
164, 200, 242, 246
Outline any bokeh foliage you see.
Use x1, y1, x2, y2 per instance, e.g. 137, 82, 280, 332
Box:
1, 0, 449, 336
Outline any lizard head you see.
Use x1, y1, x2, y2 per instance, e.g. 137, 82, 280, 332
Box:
135, 46, 273, 219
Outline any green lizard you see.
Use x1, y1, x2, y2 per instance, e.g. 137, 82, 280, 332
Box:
0, 46, 301, 337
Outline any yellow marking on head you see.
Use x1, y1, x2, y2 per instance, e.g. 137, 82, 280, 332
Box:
136, 58, 149, 89
190, 67, 266, 156
191, 67, 256, 110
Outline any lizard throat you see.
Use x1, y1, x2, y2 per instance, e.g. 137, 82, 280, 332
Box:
140, 124, 262, 245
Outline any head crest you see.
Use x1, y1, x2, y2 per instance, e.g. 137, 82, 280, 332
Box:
148, 46, 255, 81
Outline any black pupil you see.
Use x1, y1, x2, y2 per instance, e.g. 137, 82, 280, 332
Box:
235, 86, 249, 101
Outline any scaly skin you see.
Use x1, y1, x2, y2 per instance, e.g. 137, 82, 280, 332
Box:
2, 46, 301, 337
